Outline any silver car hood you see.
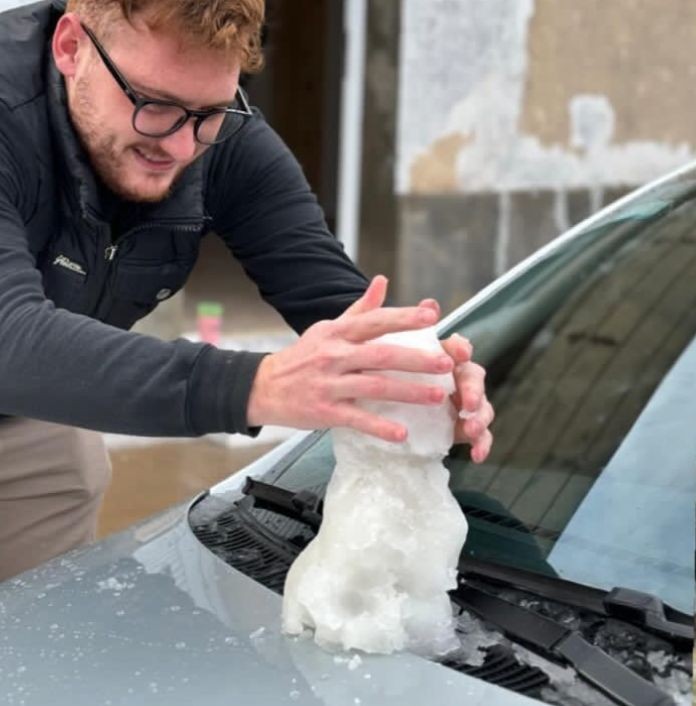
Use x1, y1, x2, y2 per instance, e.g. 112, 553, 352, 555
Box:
0, 500, 541, 706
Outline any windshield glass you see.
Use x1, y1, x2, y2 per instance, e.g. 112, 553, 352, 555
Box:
267, 171, 696, 614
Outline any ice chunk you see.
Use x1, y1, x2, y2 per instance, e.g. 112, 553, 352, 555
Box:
282, 327, 468, 656
347, 655, 362, 670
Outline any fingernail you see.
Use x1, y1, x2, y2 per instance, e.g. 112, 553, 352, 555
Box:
394, 426, 407, 442
420, 308, 437, 323
430, 386, 445, 403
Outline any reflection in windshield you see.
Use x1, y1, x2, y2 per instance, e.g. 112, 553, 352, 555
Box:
445, 183, 696, 612
547, 338, 696, 612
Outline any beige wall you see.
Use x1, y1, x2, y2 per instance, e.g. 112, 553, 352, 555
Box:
398, 0, 696, 196
521, 0, 696, 149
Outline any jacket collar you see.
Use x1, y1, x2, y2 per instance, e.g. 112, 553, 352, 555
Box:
45, 54, 207, 230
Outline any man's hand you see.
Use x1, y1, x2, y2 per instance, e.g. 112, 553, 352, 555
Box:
418, 300, 494, 464
441, 334, 494, 463
247, 275, 455, 442
247, 275, 495, 461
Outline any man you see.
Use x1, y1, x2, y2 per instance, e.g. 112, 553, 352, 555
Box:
0, 0, 494, 580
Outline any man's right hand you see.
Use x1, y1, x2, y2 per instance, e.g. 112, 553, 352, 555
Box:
246, 275, 456, 442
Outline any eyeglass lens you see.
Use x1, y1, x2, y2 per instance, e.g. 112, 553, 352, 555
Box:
134, 103, 246, 145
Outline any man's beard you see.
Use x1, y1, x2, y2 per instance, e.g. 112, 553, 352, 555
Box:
70, 78, 184, 203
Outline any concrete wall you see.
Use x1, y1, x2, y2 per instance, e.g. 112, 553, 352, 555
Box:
384, 0, 696, 305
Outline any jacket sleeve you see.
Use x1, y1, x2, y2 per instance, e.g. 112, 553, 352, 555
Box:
205, 114, 369, 334
0, 126, 264, 437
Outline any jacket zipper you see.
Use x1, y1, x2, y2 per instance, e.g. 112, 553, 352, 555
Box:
93, 220, 203, 320
103, 221, 201, 263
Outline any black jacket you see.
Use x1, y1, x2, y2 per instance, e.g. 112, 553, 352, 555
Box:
0, 1, 368, 436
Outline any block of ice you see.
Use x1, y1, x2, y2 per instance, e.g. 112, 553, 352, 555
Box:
282, 327, 468, 656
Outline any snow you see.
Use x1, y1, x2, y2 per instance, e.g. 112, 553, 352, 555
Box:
347, 655, 362, 671
282, 327, 468, 656
249, 627, 266, 640
95, 577, 134, 593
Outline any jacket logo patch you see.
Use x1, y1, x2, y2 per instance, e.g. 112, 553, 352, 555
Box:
53, 254, 87, 277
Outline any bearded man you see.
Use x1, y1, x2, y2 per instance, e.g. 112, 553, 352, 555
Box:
0, 0, 494, 579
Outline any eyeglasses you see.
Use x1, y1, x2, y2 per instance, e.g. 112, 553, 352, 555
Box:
80, 22, 253, 145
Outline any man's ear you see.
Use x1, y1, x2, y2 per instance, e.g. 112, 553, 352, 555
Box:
52, 13, 84, 78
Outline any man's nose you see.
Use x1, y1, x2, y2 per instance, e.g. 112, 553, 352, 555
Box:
157, 119, 198, 161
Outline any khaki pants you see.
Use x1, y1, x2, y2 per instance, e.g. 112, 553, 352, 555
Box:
0, 418, 112, 581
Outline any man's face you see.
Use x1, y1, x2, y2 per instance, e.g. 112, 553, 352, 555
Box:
59, 16, 241, 203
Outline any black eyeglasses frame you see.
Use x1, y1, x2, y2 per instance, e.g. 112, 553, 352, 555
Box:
80, 21, 253, 145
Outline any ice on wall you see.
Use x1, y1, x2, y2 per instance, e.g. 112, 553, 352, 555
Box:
282, 327, 468, 656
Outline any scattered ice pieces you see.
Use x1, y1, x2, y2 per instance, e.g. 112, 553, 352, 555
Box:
282, 327, 468, 656
96, 577, 133, 592
347, 655, 362, 671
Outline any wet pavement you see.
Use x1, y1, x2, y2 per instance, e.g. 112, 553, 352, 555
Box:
99, 439, 279, 538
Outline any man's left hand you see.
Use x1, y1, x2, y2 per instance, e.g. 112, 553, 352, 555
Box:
420, 299, 495, 463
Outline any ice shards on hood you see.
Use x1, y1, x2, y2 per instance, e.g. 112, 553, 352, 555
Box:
282, 327, 468, 656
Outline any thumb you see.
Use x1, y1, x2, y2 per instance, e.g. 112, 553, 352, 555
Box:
342, 274, 388, 317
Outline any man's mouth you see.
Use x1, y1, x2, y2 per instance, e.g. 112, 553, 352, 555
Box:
132, 146, 176, 172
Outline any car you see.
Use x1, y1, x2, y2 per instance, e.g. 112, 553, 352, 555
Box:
1, 162, 694, 706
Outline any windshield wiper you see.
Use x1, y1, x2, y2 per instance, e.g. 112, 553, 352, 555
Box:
241, 478, 322, 530
460, 557, 693, 646
241, 480, 693, 647
451, 582, 677, 706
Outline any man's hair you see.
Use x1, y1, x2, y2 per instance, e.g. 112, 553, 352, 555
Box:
66, 0, 265, 72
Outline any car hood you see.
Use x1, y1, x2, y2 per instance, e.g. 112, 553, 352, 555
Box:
0, 501, 540, 706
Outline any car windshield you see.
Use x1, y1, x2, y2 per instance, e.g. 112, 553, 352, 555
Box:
263, 170, 696, 615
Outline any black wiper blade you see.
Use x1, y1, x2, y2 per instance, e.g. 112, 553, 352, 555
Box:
460, 557, 693, 645
452, 583, 676, 706
239, 482, 693, 645
241, 478, 322, 530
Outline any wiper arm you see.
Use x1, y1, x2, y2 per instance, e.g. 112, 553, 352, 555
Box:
241, 478, 322, 530
452, 583, 676, 706
460, 556, 693, 645
603, 587, 692, 645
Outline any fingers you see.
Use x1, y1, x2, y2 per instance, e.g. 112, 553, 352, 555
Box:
461, 396, 495, 438
332, 374, 448, 405
446, 341, 495, 462
342, 275, 389, 317
454, 361, 487, 412
470, 429, 493, 464
341, 343, 454, 375
440, 332, 473, 364
333, 402, 408, 443
334, 305, 438, 342
418, 298, 441, 318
